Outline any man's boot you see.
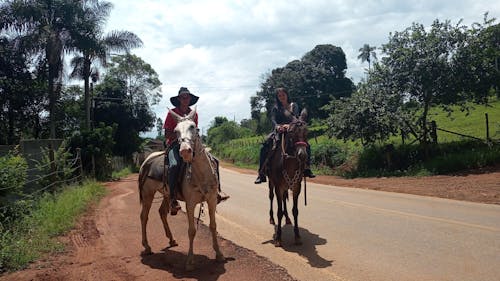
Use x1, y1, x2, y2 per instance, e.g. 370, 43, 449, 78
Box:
168, 166, 181, 215
170, 197, 181, 215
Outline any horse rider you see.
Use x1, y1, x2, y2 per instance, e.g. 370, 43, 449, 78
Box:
164, 87, 229, 215
254, 87, 315, 184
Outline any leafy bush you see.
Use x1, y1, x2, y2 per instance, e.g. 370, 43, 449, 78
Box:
67, 125, 115, 180
207, 121, 253, 151
35, 140, 78, 191
311, 141, 348, 168
0, 152, 28, 202
349, 140, 500, 177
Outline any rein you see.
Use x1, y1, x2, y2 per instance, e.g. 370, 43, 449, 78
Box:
278, 127, 308, 205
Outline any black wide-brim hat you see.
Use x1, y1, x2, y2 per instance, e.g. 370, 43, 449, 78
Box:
170, 87, 199, 107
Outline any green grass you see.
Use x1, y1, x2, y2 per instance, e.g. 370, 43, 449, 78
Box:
428, 98, 500, 142
0, 181, 106, 272
111, 166, 134, 180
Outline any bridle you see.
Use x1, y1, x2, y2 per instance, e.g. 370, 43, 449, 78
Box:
280, 119, 308, 159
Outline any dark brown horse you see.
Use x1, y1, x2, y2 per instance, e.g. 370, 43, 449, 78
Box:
267, 109, 309, 247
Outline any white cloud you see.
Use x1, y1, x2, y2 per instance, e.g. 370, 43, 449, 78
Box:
104, 0, 500, 136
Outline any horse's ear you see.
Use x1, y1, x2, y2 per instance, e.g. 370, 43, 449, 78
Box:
299, 108, 308, 122
187, 106, 197, 120
169, 108, 182, 121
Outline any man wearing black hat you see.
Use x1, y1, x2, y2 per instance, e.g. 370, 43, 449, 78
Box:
163, 87, 228, 215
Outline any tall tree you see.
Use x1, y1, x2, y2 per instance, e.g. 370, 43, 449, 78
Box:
252, 44, 354, 123
93, 54, 161, 157
453, 14, 500, 102
380, 20, 462, 151
0, 0, 85, 138
357, 43, 377, 71
70, 0, 143, 129
0, 36, 45, 144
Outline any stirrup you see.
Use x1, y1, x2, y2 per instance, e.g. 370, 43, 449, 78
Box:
170, 200, 181, 215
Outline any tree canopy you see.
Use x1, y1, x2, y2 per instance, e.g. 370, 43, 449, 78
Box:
251, 44, 354, 127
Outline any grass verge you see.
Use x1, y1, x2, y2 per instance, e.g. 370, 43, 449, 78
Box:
0, 180, 106, 272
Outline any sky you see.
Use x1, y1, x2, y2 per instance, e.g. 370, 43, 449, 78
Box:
104, 0, 500, 137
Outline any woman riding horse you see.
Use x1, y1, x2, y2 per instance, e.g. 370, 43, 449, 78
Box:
254, 87, 315, 184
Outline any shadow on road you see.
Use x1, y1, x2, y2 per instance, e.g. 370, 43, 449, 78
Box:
141, 248, 232, 281
263, 225, 333, 268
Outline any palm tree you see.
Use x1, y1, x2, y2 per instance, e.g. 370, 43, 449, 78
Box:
358, 44, 378, 72
0, 0, 84, 138
70, 0, 143, 129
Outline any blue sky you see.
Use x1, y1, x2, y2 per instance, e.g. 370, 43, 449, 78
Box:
104, 0, 499, 136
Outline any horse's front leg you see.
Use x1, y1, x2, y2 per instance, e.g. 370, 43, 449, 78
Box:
159, 197, 178, 247
268, 182, 275, 225
283, 191, 292, 225
207, 192, 224, 262
185, 200, 197, 271
292, 188, 302, 245
274, 189, 284, 247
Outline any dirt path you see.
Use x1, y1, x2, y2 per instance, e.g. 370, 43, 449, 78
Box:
1, 165, 499, 281
0, 176, 296, 281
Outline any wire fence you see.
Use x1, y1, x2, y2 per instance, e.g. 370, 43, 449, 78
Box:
0, 147, 83, 215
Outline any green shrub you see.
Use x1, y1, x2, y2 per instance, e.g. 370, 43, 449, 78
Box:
0, 152, 28, 201
311, 141, 348, 167
0, 181, 106, 272
67, 125, 114, 180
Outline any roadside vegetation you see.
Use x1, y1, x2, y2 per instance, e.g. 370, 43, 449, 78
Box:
0, 181, 106, 272
206, 14, 500, 177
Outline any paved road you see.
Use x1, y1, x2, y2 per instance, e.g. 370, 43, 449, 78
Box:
208, 168, 500, 281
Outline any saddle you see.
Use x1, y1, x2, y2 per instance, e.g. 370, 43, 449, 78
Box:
145, 150, 185, 198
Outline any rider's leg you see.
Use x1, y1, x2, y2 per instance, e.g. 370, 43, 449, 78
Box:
167, 143, 182, 215
213, 157, 230, 203
304, 144, 316, 178
255, 140, 270, 184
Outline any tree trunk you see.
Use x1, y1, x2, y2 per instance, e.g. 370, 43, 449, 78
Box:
421, 94, 431, 160
84, 57, 91, 129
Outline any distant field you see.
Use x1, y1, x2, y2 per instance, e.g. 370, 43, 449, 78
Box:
428, 98, 499, 142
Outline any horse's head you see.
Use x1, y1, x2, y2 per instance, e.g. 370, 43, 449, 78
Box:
169, 108, 199, 163
286, 108, 308, 162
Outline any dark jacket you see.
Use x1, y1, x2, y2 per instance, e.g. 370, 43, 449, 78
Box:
271, 102, 299, 128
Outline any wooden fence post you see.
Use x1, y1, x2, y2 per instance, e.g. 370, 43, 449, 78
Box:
485, 113, 490, 142
430, 121, 438, 144
76, 148, 83, 183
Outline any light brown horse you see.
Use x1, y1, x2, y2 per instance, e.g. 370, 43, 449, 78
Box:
267, 109, 309, 247
138, 108, 224, 270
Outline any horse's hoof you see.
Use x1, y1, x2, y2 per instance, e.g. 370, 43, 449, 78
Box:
141, 247, 152, 255
169, 240, 178, 247
274, 240, 282, 247
185, 262, 195, 271
285, 218, 292, 225
269, 218, 275, 225
216, 253, 225, 262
